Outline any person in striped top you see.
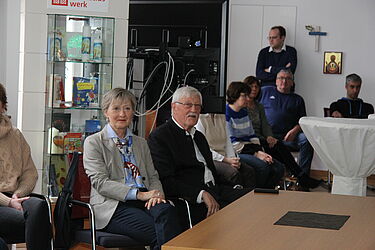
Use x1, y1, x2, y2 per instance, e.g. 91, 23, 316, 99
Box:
226, 81, 284, 188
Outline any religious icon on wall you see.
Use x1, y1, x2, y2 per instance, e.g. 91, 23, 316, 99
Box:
323, 52, 342, 74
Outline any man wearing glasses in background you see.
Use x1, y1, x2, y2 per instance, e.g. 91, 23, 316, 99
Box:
148, 86, 252, 230
259, 69, 314, 179
256, 26, 297, 87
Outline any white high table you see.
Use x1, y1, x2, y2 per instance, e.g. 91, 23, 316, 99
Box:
300, 117, 375, 196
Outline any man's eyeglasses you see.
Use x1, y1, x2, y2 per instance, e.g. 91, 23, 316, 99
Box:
276, 76, 293, 81
175, 102, 202, 109
267, 36, 279, 40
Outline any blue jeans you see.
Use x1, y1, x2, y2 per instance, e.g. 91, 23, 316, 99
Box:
239, 153, 285, 188
276, 132, 314, 176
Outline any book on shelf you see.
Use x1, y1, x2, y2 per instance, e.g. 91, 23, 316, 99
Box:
63, 132, 83, 154
52, 113, 71, 132
72, 76, 99, 107
85, 119, 101, 136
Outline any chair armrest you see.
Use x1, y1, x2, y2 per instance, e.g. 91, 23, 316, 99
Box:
30, 193, 54, 250
29, 193, 52, 221
70, 199, 97, 249
29, 192, 46, 200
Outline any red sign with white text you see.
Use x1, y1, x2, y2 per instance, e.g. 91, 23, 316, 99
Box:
52, 0, 68, 6
48, 0, 109, 13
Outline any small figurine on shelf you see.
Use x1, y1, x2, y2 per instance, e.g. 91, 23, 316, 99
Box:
48, 74, 66, 108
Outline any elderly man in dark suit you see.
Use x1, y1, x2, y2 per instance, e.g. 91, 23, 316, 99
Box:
148, 86, 252, 227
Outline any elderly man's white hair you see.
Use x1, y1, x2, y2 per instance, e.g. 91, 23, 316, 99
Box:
172, 86, 202, 104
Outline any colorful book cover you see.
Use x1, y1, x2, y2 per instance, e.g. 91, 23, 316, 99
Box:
52, 113, 71, 132
72, 77, 99, 107
63, 132, 82, 153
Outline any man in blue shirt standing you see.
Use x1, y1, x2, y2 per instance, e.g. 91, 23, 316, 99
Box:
256, 26, 297, 87
259, 69, 313, 177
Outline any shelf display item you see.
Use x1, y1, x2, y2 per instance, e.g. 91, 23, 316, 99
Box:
48, 74, 65, 107
72, 76, 99, 107
47, 127, 64, 154
81, 24, 91, 62
63, 132, 83, 153
93, 28, 103, 62
52, 113, 71, 132
85, 119, 101, 136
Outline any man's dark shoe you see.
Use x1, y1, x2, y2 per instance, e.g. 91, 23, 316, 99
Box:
299, 175, 323, 189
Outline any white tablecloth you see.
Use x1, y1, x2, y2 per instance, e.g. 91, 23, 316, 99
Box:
300, 117, 375, 196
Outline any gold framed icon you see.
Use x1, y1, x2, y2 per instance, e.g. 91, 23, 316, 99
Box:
323, 51, 342, 74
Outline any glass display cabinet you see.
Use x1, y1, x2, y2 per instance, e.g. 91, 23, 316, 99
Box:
44, 14, 115, 196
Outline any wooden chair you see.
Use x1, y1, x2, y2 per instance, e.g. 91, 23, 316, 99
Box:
323, 107, 332, 117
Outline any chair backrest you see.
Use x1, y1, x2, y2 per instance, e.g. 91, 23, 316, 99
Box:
54, 152, 80, 249
324, 107, 331, 117
69, 153, 91, 219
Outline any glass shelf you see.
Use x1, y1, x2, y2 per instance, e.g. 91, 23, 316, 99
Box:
43, 14, 114, 196
50, 60, 113, 65
46, 106, 102, 111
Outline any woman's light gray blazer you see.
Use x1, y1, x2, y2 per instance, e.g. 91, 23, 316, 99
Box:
83, 126, 164, 229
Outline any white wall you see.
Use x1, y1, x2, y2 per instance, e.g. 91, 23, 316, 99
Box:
228, 0, 375, 170
295, 0, 375, 117
0, 0, 21, 124
0, 0, 6, 85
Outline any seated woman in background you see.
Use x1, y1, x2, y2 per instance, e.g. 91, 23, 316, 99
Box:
225, 81, 284, 189
196, 113, 256, 189
243, 76, 321, 190
83, 88, 181, 250
0, 83, 52, 250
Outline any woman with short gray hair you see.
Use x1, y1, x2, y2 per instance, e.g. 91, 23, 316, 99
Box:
84, 88, 181, 249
